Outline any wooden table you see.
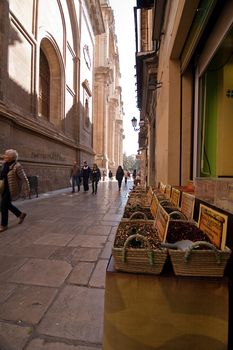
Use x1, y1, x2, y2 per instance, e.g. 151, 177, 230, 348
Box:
103, 257, 228, 350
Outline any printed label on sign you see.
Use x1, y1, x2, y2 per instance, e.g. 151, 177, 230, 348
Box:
165, 185, 171, 199
147, 187, 154, 204
181, 192, 195, 221
155, 205, 170, 242
198, 204, 228, 250
150, 195, 159, 218
171, 188, 180, 207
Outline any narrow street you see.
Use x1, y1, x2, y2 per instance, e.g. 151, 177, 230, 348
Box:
0, 179, 131, 350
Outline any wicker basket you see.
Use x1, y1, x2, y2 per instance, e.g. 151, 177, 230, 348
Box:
121, 211, 150, 221
169, 241, 231, 277
112, 223, 167, 274
123, 205, 154, 220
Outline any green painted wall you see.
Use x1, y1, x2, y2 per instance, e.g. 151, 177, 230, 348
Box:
200, 71, 218, 177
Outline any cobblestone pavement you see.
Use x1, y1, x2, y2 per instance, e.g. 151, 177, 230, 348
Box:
0, 179, 132, 350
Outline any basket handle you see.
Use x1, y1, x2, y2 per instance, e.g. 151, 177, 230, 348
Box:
129, 211, 148, 220
122, 234, 154, 265
184, 241, 221, 264
169, 211, 187, 220
159, 199, 171, 206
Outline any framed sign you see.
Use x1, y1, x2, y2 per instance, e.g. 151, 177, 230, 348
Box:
165, 185, 171, 199
147, 186, 154, 204
180, 192, 195, 221
198, 204, 228, 250
160, 182, 166, 194
155, 205, 170, 242
170, 188, 180, 207
150, 194, 159, 218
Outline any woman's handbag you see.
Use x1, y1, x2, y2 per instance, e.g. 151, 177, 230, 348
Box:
0, 179, 4, 194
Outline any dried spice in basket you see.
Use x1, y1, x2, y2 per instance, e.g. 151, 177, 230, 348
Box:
166, 221, 211, 245
114, 222, 161, 249
162, 206, 185, 218
123, 205, 154, 219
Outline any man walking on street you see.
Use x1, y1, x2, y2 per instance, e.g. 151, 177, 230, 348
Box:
91, 163, 101, 194
70, 161, 81, 193
81, 161, 91, 192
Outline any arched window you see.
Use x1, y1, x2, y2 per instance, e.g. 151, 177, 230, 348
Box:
39, 49, 50, 119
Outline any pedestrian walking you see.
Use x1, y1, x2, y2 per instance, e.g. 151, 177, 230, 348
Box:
124, 169, 128, 185
116, 165, 124, 191
91, 163, 101, 194
0, 149, 30, 232
70, 161, 81, 193
81, 161, 91, 192
109, 170, 113, 180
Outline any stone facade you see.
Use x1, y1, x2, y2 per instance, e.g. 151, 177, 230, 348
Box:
0, 0, 123, 192
93, 0, 124, 176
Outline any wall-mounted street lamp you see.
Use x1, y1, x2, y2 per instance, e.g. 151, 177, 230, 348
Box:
131, 117, 145, 131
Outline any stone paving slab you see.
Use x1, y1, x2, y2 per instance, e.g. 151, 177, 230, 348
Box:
34, 233, 75, 246
108, 233, 116, 243
100, 242, 113, 259
41, 222, 85, 234
0, 322, 32, 350
102, 214, 122, 222
0, 283, 17, 303
0, 244, 58, 259
49, 246, 77, 264
89, 259, 109, 288
67, 262, 95, 285
71, 248, 102, 264
9, 259, 72, 287
26, 338, 101, 350
38, 285, 104, 344
0, 256, 28, 282
85, 225, 112, 236
95, 220, 121, 227
68, 235, 107, 248
0, 285, 57, 324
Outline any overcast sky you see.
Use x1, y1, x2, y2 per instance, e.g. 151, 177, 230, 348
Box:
109, 0, 139, 156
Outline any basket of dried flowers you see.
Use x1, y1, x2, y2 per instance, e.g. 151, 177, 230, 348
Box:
123, 204, 154, 220
163, 207, 187, 220
112, 221, 167, 274
121, 211, 151, 221
126, 195, 151, 207
163, 208, 231, 277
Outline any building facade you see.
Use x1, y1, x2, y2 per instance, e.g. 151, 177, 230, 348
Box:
135, 0, 233, 187
93, 0, 124, 176
0, 0, 123, 192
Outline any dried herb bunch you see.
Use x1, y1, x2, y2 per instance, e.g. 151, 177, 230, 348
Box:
123, 205, 154, 219
166, 221, 211, 244
127, 196, 150, 206
162, 207, 186, 220
114, 222, 161, 249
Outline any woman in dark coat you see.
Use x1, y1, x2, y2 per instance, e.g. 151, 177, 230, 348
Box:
91, 163, 101, 194
116, 165, 124, 191
81, 161, 91, 192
